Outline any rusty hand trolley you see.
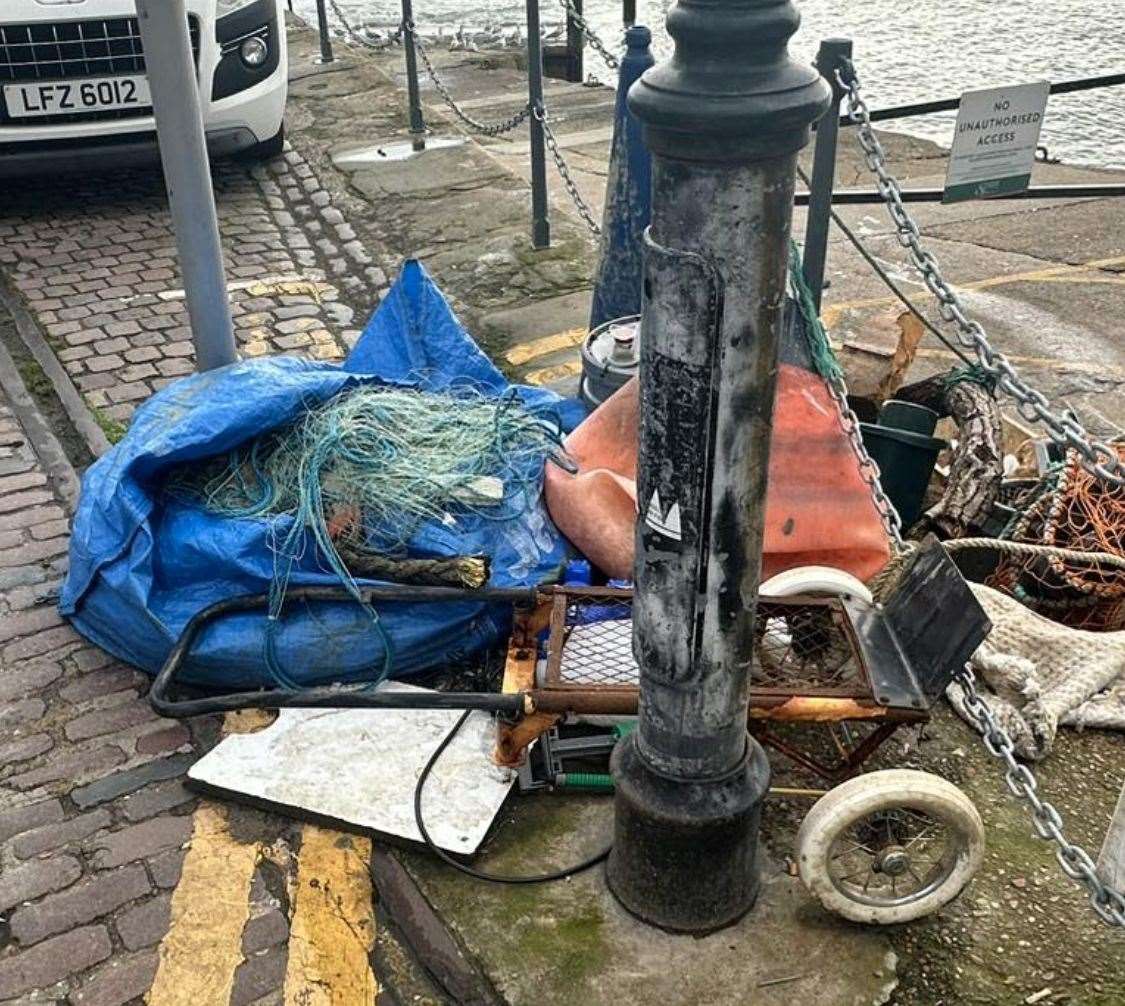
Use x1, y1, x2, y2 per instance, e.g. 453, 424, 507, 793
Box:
494, 539, 993, 924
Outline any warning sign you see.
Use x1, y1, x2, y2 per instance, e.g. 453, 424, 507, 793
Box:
943, 81, 1049, 203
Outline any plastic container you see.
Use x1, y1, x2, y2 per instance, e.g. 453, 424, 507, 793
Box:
860, 400, 947, 530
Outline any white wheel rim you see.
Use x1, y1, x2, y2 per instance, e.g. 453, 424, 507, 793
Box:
827, 806, 963, 909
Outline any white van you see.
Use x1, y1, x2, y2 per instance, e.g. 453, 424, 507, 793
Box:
0, 0, 287, 175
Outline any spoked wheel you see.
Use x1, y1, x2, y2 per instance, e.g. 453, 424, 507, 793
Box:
797, 769, 984, 924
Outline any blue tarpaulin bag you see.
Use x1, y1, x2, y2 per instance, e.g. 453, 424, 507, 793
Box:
59, 261, 585, 689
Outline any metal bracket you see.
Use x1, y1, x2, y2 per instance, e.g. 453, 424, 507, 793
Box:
845, 537, 991, 710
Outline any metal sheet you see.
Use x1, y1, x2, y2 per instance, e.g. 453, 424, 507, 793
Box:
187, 685, 513, 855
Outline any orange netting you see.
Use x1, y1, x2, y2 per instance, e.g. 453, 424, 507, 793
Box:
988, 445, 1125, 631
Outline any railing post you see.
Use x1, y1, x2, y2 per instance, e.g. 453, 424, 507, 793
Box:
313, 0, 336, 64
401, 0, 427, 150
607, 0, 830, 933
623, 0, 637, 26
802, 38, 852, 312
526, 0, 551, 249
565, 0, 585, 83
134, 0, 237, 372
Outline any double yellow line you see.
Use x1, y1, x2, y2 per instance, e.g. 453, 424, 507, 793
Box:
146, 712, 378, 1005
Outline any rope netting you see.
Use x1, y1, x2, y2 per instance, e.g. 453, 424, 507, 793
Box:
165, 384, 567, 684
989, 445, 1125, 631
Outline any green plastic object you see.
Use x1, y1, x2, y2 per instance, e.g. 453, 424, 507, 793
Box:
557, 772, 615, 792
877, 399, 939, 436
860, 400, 947, 530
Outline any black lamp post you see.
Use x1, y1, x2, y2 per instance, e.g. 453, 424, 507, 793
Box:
606, 0, 831, 933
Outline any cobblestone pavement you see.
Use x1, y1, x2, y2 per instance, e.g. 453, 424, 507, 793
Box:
0, 384, 200, 1004
0, 145, 393, 438
0, 355, 408, 1006
0, 136, 448, 1002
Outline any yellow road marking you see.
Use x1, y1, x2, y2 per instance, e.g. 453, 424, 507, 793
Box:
524, 360, 582, 386
283, 825, 378, 1005
822, 253, 1125, 321
504, 326, 587, 366
146, 804, 261, 1006
147, 710, 274, 1006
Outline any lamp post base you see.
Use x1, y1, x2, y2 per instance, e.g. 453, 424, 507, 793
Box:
606, 732, 771, 934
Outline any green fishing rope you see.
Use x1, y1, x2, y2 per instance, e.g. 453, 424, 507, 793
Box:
166, 384, 567, 686
788, 240, 844, 382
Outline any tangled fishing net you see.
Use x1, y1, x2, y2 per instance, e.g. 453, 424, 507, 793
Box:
165, 384, 567, 684
989, 444, 1125, 631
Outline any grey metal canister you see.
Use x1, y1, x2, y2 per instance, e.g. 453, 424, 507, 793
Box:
579, 315, 640, 410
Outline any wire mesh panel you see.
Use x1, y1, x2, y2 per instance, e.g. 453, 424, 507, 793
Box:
546, 594, 638, 688
753, 600, 863, 694
540, 590, 868, 698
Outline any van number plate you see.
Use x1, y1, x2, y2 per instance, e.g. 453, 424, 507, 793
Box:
3, 75, 151, 118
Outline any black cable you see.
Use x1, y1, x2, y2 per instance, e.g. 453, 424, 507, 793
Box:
412, 710, 613, 884
796, 166, 974, 367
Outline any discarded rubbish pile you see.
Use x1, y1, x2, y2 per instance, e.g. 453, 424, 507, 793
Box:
61, 261, 582, 688
59, 257, 1124, 926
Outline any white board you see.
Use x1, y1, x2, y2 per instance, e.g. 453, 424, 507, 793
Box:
188, 685, 513, 855
944, 82, 1049, 203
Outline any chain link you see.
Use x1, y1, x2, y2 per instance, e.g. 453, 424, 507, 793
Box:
409, 24, 533, 136
838, 59, 1125, 488
823, 362, 904, 543
557, 0, 620, 71
952, 664, 1125, 927
325, 0, 401, 48
535, 106, 602, 236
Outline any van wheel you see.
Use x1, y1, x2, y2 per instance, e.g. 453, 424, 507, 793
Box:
244, 124, 285, 162
797, 769, 985, 924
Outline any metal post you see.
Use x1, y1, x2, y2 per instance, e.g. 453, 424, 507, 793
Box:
802, 38, 852, 312
526, 0, 551, 249
607, 0, 829, 933
565, 0, 584, 83
134, 0, 237, 372
314, 0, 336, 64
401, 0, 426, 150
623, 0, 637, 26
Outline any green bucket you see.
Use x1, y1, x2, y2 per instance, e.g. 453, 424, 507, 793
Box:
860, 401, 947, 529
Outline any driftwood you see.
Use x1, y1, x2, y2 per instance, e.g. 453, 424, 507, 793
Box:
895, 372, 1003, 540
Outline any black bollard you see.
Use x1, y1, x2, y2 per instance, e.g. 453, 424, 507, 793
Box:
401, 0, 426, 150
314, 0, 335, 64
606, 0, 830, 933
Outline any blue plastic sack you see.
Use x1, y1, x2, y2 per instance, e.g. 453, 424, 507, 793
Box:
60, 261, 585, 688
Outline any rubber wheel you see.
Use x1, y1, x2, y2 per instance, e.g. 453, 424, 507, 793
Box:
796, 769, 984, 924
243, 124, 285, 162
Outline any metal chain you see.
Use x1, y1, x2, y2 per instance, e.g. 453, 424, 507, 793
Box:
557, 0, 620, 71
838, 59, 1125, 488
824, 358, 904, 544
325, 0, 401, 48
535, 106, 602, 236
409, 24, 532, 136
953, 664, 1125, 927
788, 243, 904, 543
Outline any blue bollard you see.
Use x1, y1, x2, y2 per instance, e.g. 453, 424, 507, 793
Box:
587, 26, 654, 332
